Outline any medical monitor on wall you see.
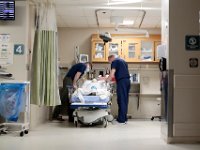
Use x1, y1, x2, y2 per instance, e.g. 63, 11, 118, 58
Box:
79, 54, 89, 63
0, 1, 15, 21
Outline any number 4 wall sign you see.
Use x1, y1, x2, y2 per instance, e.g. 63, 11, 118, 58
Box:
14, 44, 24, 55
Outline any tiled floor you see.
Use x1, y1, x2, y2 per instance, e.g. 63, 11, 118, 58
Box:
0, 120, 200, 150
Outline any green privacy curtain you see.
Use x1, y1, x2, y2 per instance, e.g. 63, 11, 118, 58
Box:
31, 2, 60, 106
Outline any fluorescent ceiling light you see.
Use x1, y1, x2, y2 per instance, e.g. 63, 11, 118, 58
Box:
110, 16, 124, 24
123, 20, 134, 25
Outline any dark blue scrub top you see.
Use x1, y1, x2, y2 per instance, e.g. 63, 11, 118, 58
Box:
66, 63, 86, 80
111, 58, 130, 81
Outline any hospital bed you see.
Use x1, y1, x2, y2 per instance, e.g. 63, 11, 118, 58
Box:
69, 80, 113, 127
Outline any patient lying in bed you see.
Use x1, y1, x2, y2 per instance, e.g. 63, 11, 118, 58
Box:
71, 79, 111, 103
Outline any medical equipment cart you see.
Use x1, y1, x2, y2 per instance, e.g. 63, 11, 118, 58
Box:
0, 81, 30, 137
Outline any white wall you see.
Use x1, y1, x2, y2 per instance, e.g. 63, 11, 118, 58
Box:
0, 1, 29, 80
162, 0, 200, 142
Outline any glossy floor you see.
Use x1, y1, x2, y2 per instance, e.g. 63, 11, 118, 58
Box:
0, 120, 200, 150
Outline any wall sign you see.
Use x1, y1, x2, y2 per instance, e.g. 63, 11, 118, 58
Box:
0, 43, 13, 65
0, 33, 13, 65
185, 35, 200, 50
14, 44, 24, 55
0, 34, 10, 43
189, 58, 198, 68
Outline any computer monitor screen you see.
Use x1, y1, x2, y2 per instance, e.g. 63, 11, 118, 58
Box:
0, 1, 15, 20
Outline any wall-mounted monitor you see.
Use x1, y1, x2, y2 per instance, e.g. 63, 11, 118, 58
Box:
0, 1, 15, 21
79, 54, 89, 63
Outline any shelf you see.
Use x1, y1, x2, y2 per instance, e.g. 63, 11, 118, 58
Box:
141, 51, 152, 53
113, 93, 161, 96
95, 50, 104, 52
109, 50, 118, 52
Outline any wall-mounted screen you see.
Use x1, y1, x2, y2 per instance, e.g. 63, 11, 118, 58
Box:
79, 54, 89, 63
0, 1, 15, 20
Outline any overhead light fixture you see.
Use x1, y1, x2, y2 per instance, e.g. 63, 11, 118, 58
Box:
123, 20, 134, 25
110, 16, 124, 24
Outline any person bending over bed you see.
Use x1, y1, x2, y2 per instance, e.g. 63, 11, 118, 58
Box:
52, 62, 91, 122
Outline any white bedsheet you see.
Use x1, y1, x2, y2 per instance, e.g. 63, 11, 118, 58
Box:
72, 80, 111, 103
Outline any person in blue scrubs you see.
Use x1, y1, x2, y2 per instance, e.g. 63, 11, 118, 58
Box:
106, 55, 130, 123
65, 62, 90, 89
53, 62, 91, 121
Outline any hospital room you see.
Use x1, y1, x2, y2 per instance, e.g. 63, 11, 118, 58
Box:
1, 0, 200, 150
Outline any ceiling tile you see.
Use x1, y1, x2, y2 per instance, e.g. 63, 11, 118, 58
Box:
56, 7, 85, 17
142, 2, 161, 8
111, 10, 140, 17
86, 17, 97, 26
55, 0, 81, 5
83, 9, 96, 17
61, 16, 88, 27
141, 16, 161, 28
145, 10, 161, 17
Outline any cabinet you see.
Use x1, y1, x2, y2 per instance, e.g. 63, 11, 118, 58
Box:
154, 41, 161, 62
91, 40, 106, 62
107, 39, 122, 57
123, 39, 140, 62
140, 40, 154, 61
91, 34, 161, 63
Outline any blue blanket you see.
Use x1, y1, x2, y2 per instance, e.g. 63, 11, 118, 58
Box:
71, 96, 109, 103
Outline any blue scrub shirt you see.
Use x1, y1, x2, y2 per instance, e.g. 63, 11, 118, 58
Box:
111, 58, 130, 81
66, 63, 86, 80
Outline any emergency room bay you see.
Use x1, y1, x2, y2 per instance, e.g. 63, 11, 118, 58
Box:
1, 0, 200, 149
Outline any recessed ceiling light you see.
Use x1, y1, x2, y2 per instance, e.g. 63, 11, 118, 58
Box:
123, 20, 134, 25
110, 16, 124, 24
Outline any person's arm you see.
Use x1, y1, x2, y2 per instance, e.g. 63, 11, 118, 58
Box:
73, 72, 82, 89
106, 68, 116, 82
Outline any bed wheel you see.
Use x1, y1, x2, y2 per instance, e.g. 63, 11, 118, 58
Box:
24, 130, 29, 134
20, 131, 24, 137
103, 118, 108, 128
0, 130, 7, 135
107, 114, 114, 122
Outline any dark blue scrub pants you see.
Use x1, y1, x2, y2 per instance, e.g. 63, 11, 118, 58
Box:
116, 78, 130, 123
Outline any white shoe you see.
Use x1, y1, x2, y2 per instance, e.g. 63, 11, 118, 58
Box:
112, 119, 127, 125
